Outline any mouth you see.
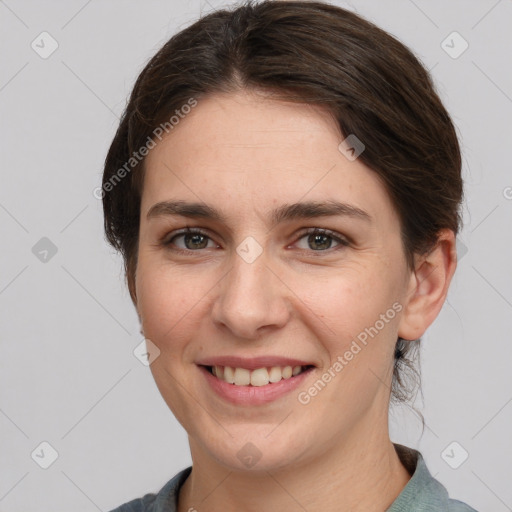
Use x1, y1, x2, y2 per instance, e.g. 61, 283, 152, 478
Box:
201, 364, 315, 387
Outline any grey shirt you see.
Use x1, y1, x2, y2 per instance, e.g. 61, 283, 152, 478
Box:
109, 443, 477, 511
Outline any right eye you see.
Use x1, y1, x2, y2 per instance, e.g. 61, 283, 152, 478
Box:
162, 227, 219, 252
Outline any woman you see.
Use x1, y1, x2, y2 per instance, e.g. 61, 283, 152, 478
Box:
102, 1, 477, 510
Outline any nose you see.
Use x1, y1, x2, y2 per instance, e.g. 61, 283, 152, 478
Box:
211, 246, 291, 340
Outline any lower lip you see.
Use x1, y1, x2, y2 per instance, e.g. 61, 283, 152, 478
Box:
198, 365, 314, 406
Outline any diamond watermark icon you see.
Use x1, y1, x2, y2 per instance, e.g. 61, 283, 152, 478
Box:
456, 238, 468, 261
441, 31, 468, 59
32, 237, 58, 263
236, 442, 262, 468
236, 236, 263, 264
441, 441, 469, 469
31, 31, 59, 59
338, 134, 365, 161
133, 338, 161, 366
31, 441, 59, 469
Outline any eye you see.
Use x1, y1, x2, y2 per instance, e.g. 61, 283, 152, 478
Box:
161, 226, 349, 254
163, 227, 218, 251
294, 228, 349, 252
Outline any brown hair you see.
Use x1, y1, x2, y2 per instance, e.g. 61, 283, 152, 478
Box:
102, 0, 463, 405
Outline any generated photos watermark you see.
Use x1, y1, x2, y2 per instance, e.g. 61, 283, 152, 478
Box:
93, 97, 198, 200
297, 301, 403, 405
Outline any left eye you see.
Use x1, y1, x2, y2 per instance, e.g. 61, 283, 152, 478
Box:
295, 229, 348, 251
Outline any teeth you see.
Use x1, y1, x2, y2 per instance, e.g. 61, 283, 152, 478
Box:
211, 365, 306, 386
282, 366, 293, 379
269, 366, 282, 383
250, 368, 269, 387
223, 366, 235, 384
234, 368, 251, 386
214, 366, 224, 379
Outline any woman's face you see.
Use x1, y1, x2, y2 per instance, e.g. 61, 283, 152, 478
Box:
135, 90, 413, 471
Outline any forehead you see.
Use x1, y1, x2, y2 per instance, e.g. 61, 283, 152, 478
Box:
141, 90, 398, 228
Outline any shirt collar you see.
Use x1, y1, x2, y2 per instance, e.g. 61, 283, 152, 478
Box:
387, 443, 451, 511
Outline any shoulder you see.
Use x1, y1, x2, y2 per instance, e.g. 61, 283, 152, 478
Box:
388, 444, 478, 511
108, 467, 192, 512
445, 499, 479, 511
108, 492, 156, 512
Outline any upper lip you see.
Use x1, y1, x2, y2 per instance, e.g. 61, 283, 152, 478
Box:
196, 356, 315, 371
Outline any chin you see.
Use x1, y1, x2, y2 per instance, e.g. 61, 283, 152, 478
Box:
193, 422, 310, 474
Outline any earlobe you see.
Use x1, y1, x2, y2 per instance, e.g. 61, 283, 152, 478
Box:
397, 229, 457, 341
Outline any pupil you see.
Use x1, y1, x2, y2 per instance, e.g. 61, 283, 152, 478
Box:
185, 233, 207, 249
309, 233, 331, 250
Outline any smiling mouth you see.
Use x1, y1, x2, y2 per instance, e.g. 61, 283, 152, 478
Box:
202, 364, 315, 387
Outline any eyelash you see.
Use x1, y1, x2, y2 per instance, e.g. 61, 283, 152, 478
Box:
161, 227, 349, 255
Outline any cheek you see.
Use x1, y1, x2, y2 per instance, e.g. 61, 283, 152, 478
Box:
300, 269, 386, 329
136, 261, 212, 350
294, 267, 400, 362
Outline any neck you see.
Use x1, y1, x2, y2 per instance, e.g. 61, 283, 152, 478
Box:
178, 415, 411, 512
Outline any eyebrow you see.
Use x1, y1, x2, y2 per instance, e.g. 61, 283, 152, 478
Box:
146, 199, 372, 226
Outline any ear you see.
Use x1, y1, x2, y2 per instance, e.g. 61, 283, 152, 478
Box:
397, 229, 458, 341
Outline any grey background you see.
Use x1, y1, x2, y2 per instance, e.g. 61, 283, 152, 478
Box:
1, 0, 511, 510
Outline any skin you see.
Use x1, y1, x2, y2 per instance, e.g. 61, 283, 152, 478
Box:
133, 89, 457, 512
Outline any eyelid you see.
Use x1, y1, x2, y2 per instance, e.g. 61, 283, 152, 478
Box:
162, 226, 220, 248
